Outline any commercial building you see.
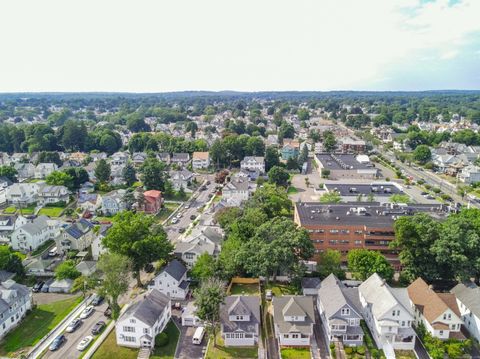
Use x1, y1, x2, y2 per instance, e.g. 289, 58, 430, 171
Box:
314, 153, 378, 180
294, 202, 447, 269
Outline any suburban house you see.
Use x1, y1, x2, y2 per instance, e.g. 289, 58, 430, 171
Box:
339, 137, 366, 153
272, 295, 315, 347
90, 152, 108, 162
91, 224, 111, 260
5, 183, 39, 205
110, 152, 129, 166
157, 152, 171, 165
76, 261, 97, 276
138, 190, 162, 214
171, 153, 190, 168
174, 238, 215, 268
13, 163, 35, 181
451, 282, 480, 342
240, 156, 265, 174
458, 165, 480, 184
78, 193, 102, 212
0, 215, 28, 244
358, 273, 416, 355
148, 259, 189, 300
301, 277, 321, 296
132, 152, 148, 167
407, 278, 464, 340
101, 189, 127, 216
317, 274, 364, 347
56, 219, 95, 252
222, 178, 250, 206
116, 289, 171, 349
192, 152, 210, 170
281, 139, 300, 160
0, 279, 32, 339
34, 163, 58, 179
37, 185, 69, 205
11, 215, 60, 252
169, 170, 194, 192
220, 295, 261, 347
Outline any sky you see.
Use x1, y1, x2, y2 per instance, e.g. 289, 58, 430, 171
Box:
0, 0, 479, 92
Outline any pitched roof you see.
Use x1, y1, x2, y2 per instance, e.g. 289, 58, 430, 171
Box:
318, 274, 361, 319
408, 278, 461, 324
220, 295, 260, 333
451, 282, 480, 317
193, 152, 209, 160
301, 277, 321, 289
143, 190, 162, 199
272, 296, 315, 335
120, 289, 170, 327
161, 259, 187, 281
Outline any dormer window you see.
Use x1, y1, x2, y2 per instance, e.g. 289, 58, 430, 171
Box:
341, 308, 350, 316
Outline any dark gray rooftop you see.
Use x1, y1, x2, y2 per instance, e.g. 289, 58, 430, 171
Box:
220, 295, 260, 333
324, 183, 402, 197
162, 259, 187, 281
295, 202, 447, 228
121, 289, 170, 327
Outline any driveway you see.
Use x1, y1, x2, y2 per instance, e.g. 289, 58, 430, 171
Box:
43, 302, 109, 359
172, 312, 206, 359
313, 304, 330, 359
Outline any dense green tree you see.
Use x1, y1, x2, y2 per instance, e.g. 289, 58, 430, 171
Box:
122, 163, 137, 187
63, 167, 89, 190
184, 121, 198, 137
297, 108, 310, 122
319, 191, 342, 203
190, 253, 216, 282
102, 211, 173, 286
94, 159, 111, 183
55, 260, 81, 280
140, 157, 167, 191
37, 151, 62, 166
278, 122, 295, 140
347, 249, 394, 281
97, 253, 131, 319
267, 166, 289, 187
413, 144, 432, 164
265, 146, 280, 171
317, 249, 346, 279
46, 171, 74, 188
322, 130, 337, 152
245, 136, 265, 156
127, 116, 149, 133
0, 246, 25, 279
61, 120, 88, 151
0, 166, 17, 182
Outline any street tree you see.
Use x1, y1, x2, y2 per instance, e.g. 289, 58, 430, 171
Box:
267, 165, 289, 187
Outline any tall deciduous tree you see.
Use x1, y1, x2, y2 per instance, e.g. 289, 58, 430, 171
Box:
0, 166, 17, 182
190, 253, 215, 282
102, 211, 173, 286
46, 171, 74, 188
97, 253, 131, 319
267, 166, 289, 187
95, 159, 111, 183
317, 249, 346, 279
194, 278, 226, 347
322, 130, 337, 152
122, 162, 137, 187
347, 249, 394, 281
140, 157, 167, 191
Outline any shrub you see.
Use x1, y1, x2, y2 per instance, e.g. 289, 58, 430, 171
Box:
345, 347, 353, 354
357, 346, 366, 355
432, 187, 441, 194
155, 332, 169, 347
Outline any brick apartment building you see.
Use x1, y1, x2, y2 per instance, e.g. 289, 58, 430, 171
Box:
294, 202, 447, 270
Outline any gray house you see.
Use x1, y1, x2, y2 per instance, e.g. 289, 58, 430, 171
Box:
101, 189, 127, 216
220, 295, 261, 347
317, 274, 364, 347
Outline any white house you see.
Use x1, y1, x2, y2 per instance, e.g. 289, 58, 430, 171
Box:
55, 219, 95, 253
5, 183, 39, 205
116, 289, 171, 348
10, 215, 60, 252
272, 295, 315, 347
358, 273, 415, 356
181, 301, 202, 327
37, 185, 69, 205
148, 259, 189, 300
34, 163, 58, 179
222, 178, 250, 206
0, 279, 32, 339
407, 278, 464, 340
91, 224, 111, 261
0, 215, 28, 244
220, 295, 261, 347
192, 152, 210, 170
458, 165, 480, 184
13, 163, 35, 181
110, 152, 129, 166
240, 156, 265, 174
451, 282, 480, 342
169, 170, 194, 192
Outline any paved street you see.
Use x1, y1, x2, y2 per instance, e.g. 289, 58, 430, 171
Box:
44, 302, 109, 359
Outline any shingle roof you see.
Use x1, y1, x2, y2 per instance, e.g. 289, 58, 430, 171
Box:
318, 274, 361, 319
220, 295, 260, 333
301, 277, 321, 289
451, 282, 480, 317
161, 259, 187, 281
120, 289, 170, 327
272, 296, 315, 335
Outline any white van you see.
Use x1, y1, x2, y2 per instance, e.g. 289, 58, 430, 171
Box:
192, 326, 205, 345
48, 247, 58, 257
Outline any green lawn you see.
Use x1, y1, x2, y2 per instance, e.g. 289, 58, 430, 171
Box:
265, 283, 298, 296
151, 321, 180, 359
156, 203, 179, 222
287, 186, 298, 194
38, 206, 64, 217
205, 332, 258, 359
0, 295, 82, 357
92, 329, 138, 359
94, 216, 116, 223
230, 283, 260, 296
31, 239, 55, 256
18, 206, 36, 215
281, 348, 311, 359
394, 350, 416, 359
3, 206, 17, 214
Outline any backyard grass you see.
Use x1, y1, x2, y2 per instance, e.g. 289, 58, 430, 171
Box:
37, 206, 64, 217
265, 283, 298, 296
94, 216, 116, 223
229, 283, 260, 296
287, 186, 298, 194
205, 332, 258, 359
3, 206, 17, 214
0, 295, 82, 357
394, 350, 416, 359
151, 321, 180, 359
281, 348, 311, 359
18, 206, 36, 215
92, 328, 138, 359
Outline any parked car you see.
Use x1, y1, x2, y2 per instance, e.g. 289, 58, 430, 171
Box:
66, 318, 82, 333
91, 321, 106, 335
41, 279, 53, 293
184, 204, 190, 209
171, 217, 179, 224
206, 180, 211, 185
49, 334, 66, 351
91, 294, 104, 306
80, 306, 95, 319
32, 281, 45, 293
189, 215, 196, 220
76, 335, 93, 351
178, 228, 186, 234
104, 306, 112, 317
266, 290, 273, 301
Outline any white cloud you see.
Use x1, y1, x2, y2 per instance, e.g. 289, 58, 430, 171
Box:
0, 0, 478, 91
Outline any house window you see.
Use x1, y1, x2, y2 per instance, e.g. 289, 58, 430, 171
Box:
292, 334, 299, 339
392, 311, 396, 317
341, 308, 350, 316
236, 316, 244, 320
439, 330, 444, 335
144, 328, 149, 334
123, 326, 136, 333
401, 321, 405, 326
283, 334, 288, 338
130, 319, 136, 324
124, 336, 136, 343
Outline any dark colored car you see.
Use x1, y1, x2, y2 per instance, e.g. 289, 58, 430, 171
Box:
206, 181, 211, 185
178, 228, 186, 234
49, 334, 66, 351
91, 294, 104, 306
32, 281, 45, 293
104, 306, 112, 317
189, 215, 196, 220
91, 321, 106, 335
